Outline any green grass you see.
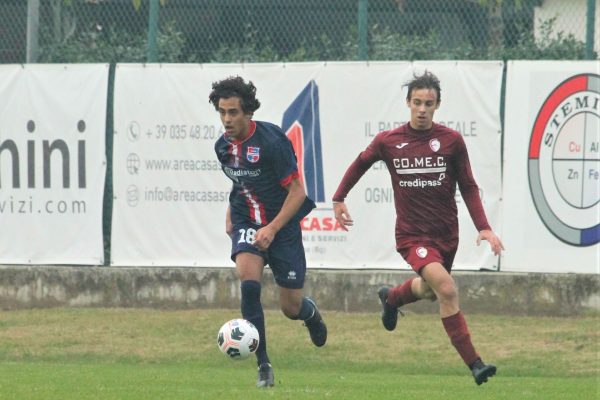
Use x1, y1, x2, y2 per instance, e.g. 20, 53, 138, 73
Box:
0, 308, 598, 399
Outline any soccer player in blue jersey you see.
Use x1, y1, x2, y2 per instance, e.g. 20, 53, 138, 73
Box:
209, 76, 327, 388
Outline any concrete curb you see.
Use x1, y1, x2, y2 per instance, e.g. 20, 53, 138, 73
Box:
0, 266, 598, 316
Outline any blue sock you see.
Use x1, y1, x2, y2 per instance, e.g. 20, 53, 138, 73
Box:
293, 297, 315, 321
240, 280, 269, 365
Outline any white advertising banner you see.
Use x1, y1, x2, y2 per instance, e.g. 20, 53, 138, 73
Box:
502, 61, 600, 274
111, 62, 503, 269
0, 64, 108, 264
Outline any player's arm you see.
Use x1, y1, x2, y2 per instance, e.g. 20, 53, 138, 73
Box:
476, 229, 504, 256
253, 177, 306, 251
333, 202, 353, 231
455, 137, 504, 255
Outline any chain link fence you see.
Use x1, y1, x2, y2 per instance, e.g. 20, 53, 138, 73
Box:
1, 0, 598, 64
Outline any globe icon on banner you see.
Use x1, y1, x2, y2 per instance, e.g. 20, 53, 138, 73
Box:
127, 153, 140, 175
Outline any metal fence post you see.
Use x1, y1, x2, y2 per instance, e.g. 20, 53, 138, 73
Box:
358, 0, 368, 60
26, 0, 40, 63
586, 0, 596, 59
147, 0, 160, 62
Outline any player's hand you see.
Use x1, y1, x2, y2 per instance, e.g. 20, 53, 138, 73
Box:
254, 225, 276, 251
477, 230, 505, 256
333, 202, 353, 231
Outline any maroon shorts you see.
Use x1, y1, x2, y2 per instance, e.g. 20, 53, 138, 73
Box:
398, 243, 458, 274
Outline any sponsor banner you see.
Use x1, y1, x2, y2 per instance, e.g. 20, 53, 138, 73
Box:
503, 61, 600, 274
0, 64, 108, 264
111, 63, 322, 266
112, 62, 503, 269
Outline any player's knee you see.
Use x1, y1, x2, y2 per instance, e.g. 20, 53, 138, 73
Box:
436, 281, 458, 303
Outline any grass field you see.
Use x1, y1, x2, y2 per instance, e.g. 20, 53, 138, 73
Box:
0, 308, 598, 399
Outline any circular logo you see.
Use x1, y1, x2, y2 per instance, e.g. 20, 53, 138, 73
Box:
528, 73, 600, 246
416, 247, 428, 258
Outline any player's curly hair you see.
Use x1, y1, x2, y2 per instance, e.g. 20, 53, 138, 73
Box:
208, 76, 261, 114
404, 70, 441, 103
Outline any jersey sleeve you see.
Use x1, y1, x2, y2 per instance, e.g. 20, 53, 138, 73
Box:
272, 135, 300, 186
332, 133, 383, 202
454, 135, 492, 232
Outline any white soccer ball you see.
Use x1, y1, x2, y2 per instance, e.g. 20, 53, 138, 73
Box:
217, 318, 260, 360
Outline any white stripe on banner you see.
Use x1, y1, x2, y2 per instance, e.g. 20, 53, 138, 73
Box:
0, 64, 108, 264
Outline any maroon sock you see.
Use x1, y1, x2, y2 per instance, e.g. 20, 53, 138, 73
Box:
387, 277, 418, 307
441, 311, 480, 367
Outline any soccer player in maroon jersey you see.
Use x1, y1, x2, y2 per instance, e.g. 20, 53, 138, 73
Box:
210, 76, 327, 388
332, 71, 504, 385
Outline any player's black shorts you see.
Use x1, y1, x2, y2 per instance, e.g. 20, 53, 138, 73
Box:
230, 221, 306, 289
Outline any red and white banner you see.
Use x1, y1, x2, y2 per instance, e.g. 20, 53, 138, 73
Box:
502, 61, 599, 274
0, 64, 108, 264
111, 62, 503, 270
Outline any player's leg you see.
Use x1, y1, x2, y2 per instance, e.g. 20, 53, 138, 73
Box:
419, 262, 459, 317
420, 262, 496, 385
269, 223, 327, 347
279, 287, 327, 347
377, 248, 439, 331
411, 277, 437, 300
235, 252, 273, 387
379, 276, 437, 331
231, 223, 273, 388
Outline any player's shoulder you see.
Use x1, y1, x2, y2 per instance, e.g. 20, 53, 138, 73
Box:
214, 132, 228, 151
255, 120, 285, 136
374, 123, 409, 143
432, 122, 465, 144
254, 120, 288, 144
432, 122, 461, 138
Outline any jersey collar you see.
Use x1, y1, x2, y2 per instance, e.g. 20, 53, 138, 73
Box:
226, 120, 257, 145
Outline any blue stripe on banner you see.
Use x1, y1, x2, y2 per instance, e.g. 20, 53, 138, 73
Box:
282, 80, 325, 203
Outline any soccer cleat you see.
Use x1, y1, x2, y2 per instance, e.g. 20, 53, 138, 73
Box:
378, 286, 400, 331
303, 298, 327, 347
256, 363, 274, 388
471, 359, 497, 385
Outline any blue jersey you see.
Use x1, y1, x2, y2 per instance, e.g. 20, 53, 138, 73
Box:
215, 120, 315, 226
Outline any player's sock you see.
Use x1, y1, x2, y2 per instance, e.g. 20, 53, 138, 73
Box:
295, 297, 315, 321
441, 310, 479, 367
240, 280, 269, 365
387, 277, 418, 307
296, 297, 327, 347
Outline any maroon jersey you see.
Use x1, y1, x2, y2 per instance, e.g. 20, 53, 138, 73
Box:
333, 122, 491, 249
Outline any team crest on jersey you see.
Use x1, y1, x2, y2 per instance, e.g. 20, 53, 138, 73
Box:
429, 138, 440, 152
416, 247, 428, 258
246, 146, 260, 163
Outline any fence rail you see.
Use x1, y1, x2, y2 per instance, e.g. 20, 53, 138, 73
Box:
1, 0, 597, 64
